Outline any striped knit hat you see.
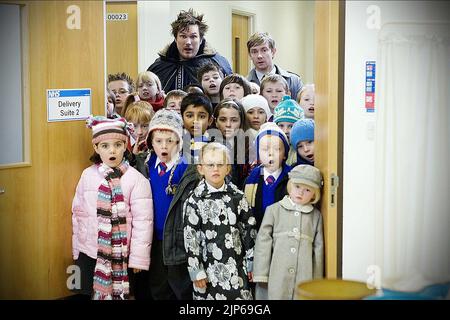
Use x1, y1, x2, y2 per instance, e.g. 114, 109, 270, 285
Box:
86, 115, 133, 144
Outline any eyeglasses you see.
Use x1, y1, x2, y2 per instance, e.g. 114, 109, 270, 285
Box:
111, 89, 129, 96
202, 163, 227, 169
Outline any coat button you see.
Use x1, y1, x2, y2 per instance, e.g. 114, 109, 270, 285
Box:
291, 247, 296, 253
293, 228, 299, 232
295, 212, 300, 216
289, 268, 295, 274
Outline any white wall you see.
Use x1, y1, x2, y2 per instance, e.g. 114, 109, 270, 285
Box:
137, 1, 315, 83
343, 1, 450, 282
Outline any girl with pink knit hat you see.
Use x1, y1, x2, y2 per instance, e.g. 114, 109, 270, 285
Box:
72, 116, 153, 300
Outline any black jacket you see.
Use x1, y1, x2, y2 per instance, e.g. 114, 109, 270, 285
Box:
148, 39, 232, 92
162, 164, 200, 265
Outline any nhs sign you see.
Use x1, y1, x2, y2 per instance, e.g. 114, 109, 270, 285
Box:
47, 88, 91, 122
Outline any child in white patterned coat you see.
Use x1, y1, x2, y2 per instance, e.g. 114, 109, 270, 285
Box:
183, 143, 257, 300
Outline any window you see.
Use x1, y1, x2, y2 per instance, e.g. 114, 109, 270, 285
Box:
0, 4, 29, 167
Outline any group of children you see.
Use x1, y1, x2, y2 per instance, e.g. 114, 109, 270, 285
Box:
71, 65, 322, 300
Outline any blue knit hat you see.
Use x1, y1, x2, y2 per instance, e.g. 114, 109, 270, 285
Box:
255, 122, 290, 161
290, 118, 315, 149
273, 95, 304, 124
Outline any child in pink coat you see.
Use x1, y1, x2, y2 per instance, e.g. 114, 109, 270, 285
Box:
72, 116, 153, 300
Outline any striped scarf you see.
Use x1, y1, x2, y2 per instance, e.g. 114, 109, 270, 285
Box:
93, 160, 130, 300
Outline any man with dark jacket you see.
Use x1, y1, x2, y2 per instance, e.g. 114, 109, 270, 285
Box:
246, 32, 303, 100
148, 9, 232, 92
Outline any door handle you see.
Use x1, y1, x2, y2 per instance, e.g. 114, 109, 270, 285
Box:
329, 174, 339, 208
0, 188, 5, 195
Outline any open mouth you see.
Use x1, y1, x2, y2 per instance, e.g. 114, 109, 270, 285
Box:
268, 160, 274, 165
209, 84, 216, 89
306, 154, 314, 160
109, 157, 116, 161
271, 99, 279, 105
308, 107, 314, 112
161, 152, 168, 157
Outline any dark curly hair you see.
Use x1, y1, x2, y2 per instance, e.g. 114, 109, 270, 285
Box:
171, 8, 208, 38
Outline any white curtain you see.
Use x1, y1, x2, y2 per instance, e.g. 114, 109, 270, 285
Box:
374, 23, 450, 292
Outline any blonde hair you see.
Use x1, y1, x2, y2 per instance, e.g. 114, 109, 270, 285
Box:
297, 83, 315, 104
260, 74, 289, 94
136, 71, 162, 92
287, 180, 321, 204
199, 142, 231, 164
124, 101, 155, 124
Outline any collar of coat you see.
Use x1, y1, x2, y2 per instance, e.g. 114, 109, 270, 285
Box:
195, 178, 242, 198
158, 38, 218, 61
249, 64, 300, 80
279, 195, 314, 213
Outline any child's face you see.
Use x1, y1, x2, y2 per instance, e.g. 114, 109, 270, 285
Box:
108, 80, 130, 114
197, 150, 231, 189
258, 135, 285, 173
201, 71, 222, 96
276, 122, 294, 142
132, 122, 150, 142
261, 82, 287, 112
299, 88, 315, 118
166, 96, 183, 114
297, 140, 315, 162
151, 130, 179, 163
289, 183, 315, 205
215, 107, 241, 139
93, 138, 126, 168
249, 43, 275, 73
246, 107, 267, 131
182, 104, 213, 136
138, 79, 158, 102
107, 96, 115, 117
222, 83, 245, 100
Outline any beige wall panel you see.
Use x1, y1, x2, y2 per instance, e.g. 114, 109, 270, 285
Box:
106, 2, 138, 81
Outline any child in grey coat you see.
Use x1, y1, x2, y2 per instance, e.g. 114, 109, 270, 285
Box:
253, 164, 324, 300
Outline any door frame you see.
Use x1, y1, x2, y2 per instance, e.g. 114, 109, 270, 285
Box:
231, 8, 255, 75
314, 0, 345, 278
